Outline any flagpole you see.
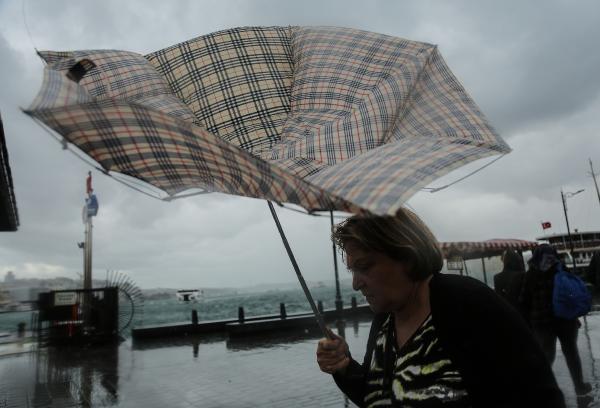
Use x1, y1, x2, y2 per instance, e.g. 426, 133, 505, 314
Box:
82, 172, 94, 331
84, 171, 93, 290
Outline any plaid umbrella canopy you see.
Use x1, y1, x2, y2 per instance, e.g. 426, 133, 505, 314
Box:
26, 27, 511, 336
25, 26, 510, 216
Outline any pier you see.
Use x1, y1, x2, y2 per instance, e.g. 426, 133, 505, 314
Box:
131, 300, 372, 340
1, 310, 599, 407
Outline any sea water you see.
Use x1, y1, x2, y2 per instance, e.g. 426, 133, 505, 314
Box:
0, 257, 501, 334
0, 280, 362, 334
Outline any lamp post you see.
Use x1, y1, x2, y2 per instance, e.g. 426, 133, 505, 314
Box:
560, 189, 584, 273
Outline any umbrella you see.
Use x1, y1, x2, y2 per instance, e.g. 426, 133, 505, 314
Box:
24, 26, 511, 335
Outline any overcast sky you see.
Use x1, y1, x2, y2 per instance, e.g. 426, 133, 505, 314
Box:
0, 0, 599, 289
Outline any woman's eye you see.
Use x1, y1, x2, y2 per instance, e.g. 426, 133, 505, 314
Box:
354, 263, 373, 274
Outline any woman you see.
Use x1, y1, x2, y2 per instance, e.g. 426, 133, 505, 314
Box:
316, 209, 564, 408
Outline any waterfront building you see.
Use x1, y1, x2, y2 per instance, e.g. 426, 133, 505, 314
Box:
537, 230, 600, 276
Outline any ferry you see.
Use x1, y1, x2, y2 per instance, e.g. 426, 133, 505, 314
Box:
537, 230, 600, 275
176, 289, 202, 302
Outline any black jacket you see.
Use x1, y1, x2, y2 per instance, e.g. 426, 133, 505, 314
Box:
333, 273, 565, 408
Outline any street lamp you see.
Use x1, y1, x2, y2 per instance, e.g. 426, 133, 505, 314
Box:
560, 189, 584, 273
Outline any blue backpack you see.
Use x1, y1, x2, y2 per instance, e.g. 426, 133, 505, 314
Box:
552, 264, 592, 320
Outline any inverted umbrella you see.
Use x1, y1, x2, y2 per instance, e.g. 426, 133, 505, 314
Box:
25, 26, 510, 335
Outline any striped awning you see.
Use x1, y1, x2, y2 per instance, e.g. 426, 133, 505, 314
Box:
25, 26, 510, 215
440, 239, 539, 260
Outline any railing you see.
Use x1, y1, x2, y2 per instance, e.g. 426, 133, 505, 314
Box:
549, 239, 600, 251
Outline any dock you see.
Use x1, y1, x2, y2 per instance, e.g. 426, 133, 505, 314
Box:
132, 303, 373, 340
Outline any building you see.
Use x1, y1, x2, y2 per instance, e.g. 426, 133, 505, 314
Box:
537, 231, 600, 275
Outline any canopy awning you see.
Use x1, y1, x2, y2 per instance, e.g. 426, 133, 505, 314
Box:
440, 239, 538, 260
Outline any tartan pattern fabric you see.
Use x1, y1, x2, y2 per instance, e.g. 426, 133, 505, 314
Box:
26, 26, 511, 215
27, 95, 356, 213
146, 27, 293, 154
38, 50, 198, 124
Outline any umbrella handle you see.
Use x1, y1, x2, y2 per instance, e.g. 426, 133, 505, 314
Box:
267, 201, 332, 339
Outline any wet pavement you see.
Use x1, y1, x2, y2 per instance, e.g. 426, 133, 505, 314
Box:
1, 313, 599, 407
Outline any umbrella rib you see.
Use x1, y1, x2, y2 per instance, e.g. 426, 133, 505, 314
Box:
26, 113, 173, 201
422, 154, 506, 193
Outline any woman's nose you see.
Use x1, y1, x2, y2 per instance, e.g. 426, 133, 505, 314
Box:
352, 272, 363, 291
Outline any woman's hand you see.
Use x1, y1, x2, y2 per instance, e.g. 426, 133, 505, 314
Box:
316, 329, 350, 375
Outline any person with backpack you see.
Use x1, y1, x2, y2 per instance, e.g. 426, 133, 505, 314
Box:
520, 244, 592, 397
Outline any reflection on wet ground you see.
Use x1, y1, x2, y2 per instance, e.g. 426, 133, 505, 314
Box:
1, 314, 599, 407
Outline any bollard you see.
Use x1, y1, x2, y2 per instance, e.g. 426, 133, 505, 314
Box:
238, 306, 245, 323
335, 299, 344, 313
280, 303, 287, 319
191, 309, 198, 325
351, 296, 357, 310
317, 300, 324, 314
17, 322, 26, 338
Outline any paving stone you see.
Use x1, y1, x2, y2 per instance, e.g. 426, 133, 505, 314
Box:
1, 314, 599, 407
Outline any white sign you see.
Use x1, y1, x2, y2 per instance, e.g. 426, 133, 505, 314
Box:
54, 292, 78, 306
447, 256, 464, 271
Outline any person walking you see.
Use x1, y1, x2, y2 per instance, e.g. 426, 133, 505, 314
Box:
520, 244, 592, 397
493, 249, 526, 309
316, 209, 564, 407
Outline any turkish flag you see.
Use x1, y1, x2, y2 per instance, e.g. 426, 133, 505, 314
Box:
541, 221, 552, 230
86, 172, 93, 195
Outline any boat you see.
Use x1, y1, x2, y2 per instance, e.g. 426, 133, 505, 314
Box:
537, 230, 600, 275
0, 288, 34, 313
176, 289, 202, 302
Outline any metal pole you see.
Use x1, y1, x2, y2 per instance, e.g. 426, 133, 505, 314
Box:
561, 190, 578, 274
481, 258, 488, 286
330, 210, 343, 312
84, 217, 93, 290
590, 159, 600, 209
267, 201, 331, 338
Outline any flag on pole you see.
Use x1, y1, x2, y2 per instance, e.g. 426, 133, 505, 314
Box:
86, 171, 93, 195
541, 221, 552, 230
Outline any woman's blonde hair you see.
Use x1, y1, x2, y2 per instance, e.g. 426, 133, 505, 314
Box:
332, 208, 443, 280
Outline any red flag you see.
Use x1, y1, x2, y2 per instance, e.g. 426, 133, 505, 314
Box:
86, 171, 93, 195
541, 221, 552, 230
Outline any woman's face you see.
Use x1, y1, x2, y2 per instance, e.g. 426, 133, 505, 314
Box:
345, 241, 416, 314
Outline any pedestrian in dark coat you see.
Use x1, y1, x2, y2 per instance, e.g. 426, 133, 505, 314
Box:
494, 249, 525, 309
520, 244, 591, 396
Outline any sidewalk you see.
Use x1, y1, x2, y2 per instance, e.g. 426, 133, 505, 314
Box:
1, 312, 599, 407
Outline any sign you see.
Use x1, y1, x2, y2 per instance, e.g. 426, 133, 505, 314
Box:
447, 256, 464, 271
54, 292, 78, 306
86, 194, 99, 217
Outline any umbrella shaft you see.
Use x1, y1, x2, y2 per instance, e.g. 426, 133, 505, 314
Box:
267, 201, 330, 339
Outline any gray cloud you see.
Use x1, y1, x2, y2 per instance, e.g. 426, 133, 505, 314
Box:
0, 0, 599, 288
